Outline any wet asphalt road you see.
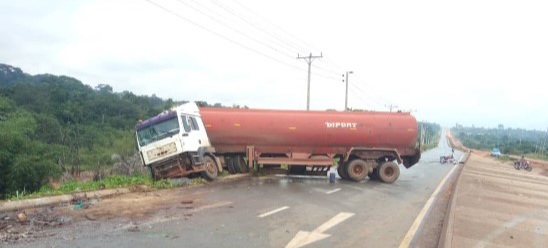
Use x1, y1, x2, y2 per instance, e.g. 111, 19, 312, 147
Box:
5, 133, 462, 248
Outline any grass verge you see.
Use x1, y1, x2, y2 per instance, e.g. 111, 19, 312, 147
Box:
8, 174, 208, 201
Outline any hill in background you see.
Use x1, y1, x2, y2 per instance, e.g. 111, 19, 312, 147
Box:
0, 63, 176, 198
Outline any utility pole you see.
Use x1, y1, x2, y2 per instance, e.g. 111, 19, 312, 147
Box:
342, 71, 353, 111
385, 104, 399, 112
297, 53, 322, 110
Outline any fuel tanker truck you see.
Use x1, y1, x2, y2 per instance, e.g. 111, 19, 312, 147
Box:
135, 102, 421, 183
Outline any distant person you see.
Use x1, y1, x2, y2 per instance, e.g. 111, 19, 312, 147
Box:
519, 155, 527, 166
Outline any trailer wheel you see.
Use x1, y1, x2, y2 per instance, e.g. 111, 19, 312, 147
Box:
201, 156, 218, 181
337, 163, 350, 180
346, 159, 368, 182
236, 156, 249, 173
232, 157, 243, 173
226, 157, 237, 174
378, 162, 400, 183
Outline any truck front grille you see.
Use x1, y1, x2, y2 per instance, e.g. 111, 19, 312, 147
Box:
146, 142, 177, 161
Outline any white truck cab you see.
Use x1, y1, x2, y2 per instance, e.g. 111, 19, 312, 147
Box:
135, 103, 218, 180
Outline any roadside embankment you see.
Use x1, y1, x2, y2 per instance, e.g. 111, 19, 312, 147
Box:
0, 174, 250, 213
439, 153, 548, 248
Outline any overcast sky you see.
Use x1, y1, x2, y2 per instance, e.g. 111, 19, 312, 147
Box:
1, 0, 547, 130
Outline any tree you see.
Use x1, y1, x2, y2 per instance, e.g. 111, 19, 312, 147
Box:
0, 102, 60, 197
0, 64, 191, 198
95, 84, 113, 93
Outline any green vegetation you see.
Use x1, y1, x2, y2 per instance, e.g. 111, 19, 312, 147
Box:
0, 63, 239, 199
419, 122, 441, 151
8, 174, 211, 201
0, 64, 182, 198
452, 124, 548, 160
495, 155, 513, 163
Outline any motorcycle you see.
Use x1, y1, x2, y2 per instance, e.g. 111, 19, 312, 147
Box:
514, 160, 532, 172
440, 154, 457, 165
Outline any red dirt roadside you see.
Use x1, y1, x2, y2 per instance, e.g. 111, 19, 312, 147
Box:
441, 153, 548, 248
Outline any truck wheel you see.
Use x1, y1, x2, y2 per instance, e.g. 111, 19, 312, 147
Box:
346, 159, 368, 182
233, 156, 243, 173
201, 156, 218, 181
337, 163, 350, 180
226, 157, 237, 174
236, 156, 249, 173
378, 162, 400, 183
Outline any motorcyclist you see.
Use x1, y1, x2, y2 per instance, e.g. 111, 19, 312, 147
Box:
519, 155, 528, 167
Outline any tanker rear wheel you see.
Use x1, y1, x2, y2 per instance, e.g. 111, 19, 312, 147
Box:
226, 157, 237, 174
346, 159, 368, 182
235, 156, 249, 173
201, 156, 219, 181
337, 163, 350, 180
232, 157, 242, 173
378, 161, 400, 183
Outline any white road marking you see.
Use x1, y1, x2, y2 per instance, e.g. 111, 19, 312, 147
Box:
285, 212, 355, 248
399, 159, 461, 248
258, 206, 290, 218
325, 188, 341, 194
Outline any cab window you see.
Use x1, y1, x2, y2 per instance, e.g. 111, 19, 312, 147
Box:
189, 117, 200, 131
181, 115, 191, 132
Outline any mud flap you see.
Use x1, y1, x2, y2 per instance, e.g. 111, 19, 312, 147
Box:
402, 152, 421, 168
214, 156, 223, 173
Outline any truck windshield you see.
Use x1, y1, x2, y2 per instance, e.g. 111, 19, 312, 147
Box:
137, 117, 180, 146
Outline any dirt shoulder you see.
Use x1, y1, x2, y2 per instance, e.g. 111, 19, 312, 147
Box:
441, 153, 548, 248
0, 174, 249, 244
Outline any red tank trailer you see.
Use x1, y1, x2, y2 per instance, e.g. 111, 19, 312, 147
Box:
200, 107, 421, 183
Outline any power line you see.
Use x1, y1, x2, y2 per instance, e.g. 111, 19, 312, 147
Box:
145, 0, 302, 72
323, 57, 345, 72
175, 0, 295, 59
385, 104, 399, 112
208, 0, 303, 55
146, 0, 403, 112
229, 0, 320, 54
312, 63, 341, 77
348, 83, 390, 109
146, 1, 342, 84
348, 90, 381, 110
352, 74, 397, 108
187, 0, 341, 82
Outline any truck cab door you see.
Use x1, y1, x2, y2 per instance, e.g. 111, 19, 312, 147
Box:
180, 115, 208, 152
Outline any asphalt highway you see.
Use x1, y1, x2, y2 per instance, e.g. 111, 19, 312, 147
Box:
5, 133, 461, 248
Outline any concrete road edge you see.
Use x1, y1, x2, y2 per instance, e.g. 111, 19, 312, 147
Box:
437, 151, 471, 248
0, 188, 131, 213
0, 174, 251, 213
